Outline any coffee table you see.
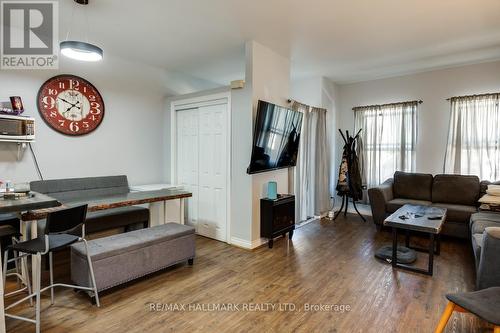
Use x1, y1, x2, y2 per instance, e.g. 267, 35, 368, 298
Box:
384, 204, 447, 276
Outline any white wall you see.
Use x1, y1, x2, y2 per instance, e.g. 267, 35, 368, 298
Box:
291, 76, 340, 197
248, 41, 291, 245
337, 60, 500, 177
167, 41, 293, 248
0, 55, 217, 186
229, 49, 253, 244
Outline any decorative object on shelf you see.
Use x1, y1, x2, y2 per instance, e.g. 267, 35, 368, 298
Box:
0, 107, 13, 115
37, 74, 104, 136
335, 129, 366, 222
9, 96, 24, 114
0, 98, 24, 116
267, 181, 277, 200
261, 194, 295, 248
0, 115, 35, 142
60, 0, 103, 62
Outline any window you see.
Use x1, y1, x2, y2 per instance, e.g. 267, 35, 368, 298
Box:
444, 93, 500, 180
354, 101, 418, 187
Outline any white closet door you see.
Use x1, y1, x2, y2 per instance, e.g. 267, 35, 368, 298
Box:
197, 103, 227, 241
177, 108, 199, 228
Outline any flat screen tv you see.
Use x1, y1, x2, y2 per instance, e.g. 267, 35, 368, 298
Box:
247, 100, 303, 174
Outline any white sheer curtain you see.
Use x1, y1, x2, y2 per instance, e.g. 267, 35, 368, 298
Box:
444, 94, 500, 180
354, 101, 417, 188
293, 102, 330, 222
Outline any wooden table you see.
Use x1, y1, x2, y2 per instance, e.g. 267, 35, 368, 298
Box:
384, 204, 447, 276
21, 188, 192, 221
0, 192, 61, 333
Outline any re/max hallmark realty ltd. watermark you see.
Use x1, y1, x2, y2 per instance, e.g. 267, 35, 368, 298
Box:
148, 303, 352, 313
1, 0, 58, 69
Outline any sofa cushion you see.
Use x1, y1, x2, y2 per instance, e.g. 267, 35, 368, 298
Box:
432, 174, 480, 206
432, 203, 477, 223
471, 220, 500, 235
471, 212, 500, 224
86, 206, 149, 233
393, 171, 433, 201
386, 198, 432, 213
480, 180, 500, 198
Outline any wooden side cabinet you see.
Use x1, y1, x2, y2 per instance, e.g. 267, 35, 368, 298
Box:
260, 194, 295, 248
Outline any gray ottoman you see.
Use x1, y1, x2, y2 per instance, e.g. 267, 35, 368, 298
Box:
71, 223, 195, 292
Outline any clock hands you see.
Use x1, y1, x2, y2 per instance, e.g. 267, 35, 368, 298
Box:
66, 102, 81, 112
58, 97, 73, 105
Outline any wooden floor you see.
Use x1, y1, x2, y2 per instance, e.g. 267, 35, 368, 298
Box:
5, 215, 490, 333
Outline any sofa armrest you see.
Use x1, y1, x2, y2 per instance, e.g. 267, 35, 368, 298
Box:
367, 178, 394, 226
477, 227, 500, 290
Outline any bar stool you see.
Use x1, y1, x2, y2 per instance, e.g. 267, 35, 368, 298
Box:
435, 287, 500, 333
2, 205, 100, 333
0, 216, 31, 299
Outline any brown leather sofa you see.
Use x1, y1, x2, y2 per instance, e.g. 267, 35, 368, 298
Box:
368, 171, 493, 239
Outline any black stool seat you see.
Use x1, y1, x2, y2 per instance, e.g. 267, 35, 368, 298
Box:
0, 225, 20, 238
446, 287, 500, 325
0, 213, 20, 226
9, 234, 80, 254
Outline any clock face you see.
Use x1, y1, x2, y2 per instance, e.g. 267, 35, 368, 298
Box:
37, 75, 104, 135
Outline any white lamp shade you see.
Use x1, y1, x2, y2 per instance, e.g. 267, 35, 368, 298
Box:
60, 41, 103, 62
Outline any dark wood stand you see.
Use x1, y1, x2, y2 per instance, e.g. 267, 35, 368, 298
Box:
333, 194, 366, 222
260, 195, 295, 248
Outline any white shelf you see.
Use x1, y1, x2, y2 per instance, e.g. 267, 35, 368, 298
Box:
0, 139, 35, 143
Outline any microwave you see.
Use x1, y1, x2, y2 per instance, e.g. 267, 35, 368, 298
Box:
0, 114, 35, 141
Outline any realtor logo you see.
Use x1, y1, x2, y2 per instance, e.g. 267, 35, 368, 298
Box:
1, 1, 58, 69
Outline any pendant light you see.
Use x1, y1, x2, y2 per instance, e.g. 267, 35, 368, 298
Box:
60, 0, 103, 62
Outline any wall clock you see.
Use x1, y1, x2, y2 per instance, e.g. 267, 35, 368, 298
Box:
37, 74, 105, 136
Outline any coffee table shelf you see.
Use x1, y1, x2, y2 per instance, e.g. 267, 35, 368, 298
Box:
383, 204, 447, 276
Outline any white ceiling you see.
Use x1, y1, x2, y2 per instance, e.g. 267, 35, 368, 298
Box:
61, 0, 500, 85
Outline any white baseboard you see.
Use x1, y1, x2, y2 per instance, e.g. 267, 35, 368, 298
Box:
230, 236, 267, 249
297, 216, 320, 228
230, 236, 252, 249
251, 237, 267, 248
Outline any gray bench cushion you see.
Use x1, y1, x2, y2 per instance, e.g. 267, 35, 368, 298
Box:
71, 223, 195, 292
30, 176, 148, 234
30, 175, 129, 199
72, 223, 195, 261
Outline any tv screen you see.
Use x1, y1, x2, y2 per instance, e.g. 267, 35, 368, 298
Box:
247, 100, 303, 174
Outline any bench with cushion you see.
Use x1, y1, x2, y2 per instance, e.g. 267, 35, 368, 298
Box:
30, 175, 149, 234
70, 223, 195, 292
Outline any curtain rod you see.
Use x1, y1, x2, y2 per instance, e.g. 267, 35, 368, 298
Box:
352, 100, 422, 111
287, 98, 326, 111
446, 92, 500, 101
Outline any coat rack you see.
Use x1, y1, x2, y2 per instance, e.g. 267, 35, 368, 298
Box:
334, 129, 366, 222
